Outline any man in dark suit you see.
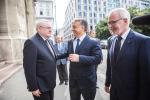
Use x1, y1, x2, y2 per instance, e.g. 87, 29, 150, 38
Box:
54, 35, 68, 85
104, 8, 150, 100
23, 20, 56, 100
59, 18, 102, 100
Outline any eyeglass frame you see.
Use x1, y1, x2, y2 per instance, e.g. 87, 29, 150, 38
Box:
107, 18, 126, 25
40, 26, 51, 29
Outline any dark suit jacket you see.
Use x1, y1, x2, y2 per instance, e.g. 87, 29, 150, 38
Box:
23, 33, 56, 92
105, 30, 150, 100
58, 35, 102, 89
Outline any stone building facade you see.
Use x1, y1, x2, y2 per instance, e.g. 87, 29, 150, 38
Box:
0, 0, 36, 64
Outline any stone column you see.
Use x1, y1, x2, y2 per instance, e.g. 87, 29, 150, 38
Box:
0, 0, 35, 63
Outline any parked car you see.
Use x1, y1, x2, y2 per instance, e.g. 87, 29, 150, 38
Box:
100, 40, 108, 49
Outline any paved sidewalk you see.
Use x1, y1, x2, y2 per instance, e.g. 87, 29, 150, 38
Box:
0, 62, 22, 86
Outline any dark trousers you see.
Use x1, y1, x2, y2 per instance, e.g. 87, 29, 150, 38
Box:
69, 79, 96, 100
110, 88, 119, 100
33, 90, 54, 100
57, 64, 68, 82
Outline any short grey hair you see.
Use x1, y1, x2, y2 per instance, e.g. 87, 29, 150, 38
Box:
72, 18, 88, 32
36, 19, 51, 29
108, 8, 131, 24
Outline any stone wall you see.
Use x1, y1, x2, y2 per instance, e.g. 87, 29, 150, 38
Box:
0, 0, 35, 63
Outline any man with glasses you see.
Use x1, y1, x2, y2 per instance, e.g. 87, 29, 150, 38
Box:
104, 8, 150, 100
23, 20, 56, 100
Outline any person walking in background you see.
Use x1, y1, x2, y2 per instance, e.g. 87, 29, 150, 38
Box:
104, 8, 150, 100
88, 30, 103, 88
54, 35, 68, 85
58, 18, 102, 100
23, 20, 56, 100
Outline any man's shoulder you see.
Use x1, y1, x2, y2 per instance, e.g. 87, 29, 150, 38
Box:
130, 30, 149, 41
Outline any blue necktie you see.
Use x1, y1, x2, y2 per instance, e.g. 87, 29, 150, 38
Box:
75, 39, 80, 53
114, 36, 122, 63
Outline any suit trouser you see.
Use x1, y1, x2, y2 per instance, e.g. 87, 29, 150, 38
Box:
69, 79, 96, 100
57, 64, 68, 82
33, 90, 54, 100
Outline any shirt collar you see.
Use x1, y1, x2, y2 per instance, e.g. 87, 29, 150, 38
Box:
75, 32, 86, 42
38, 33, 47, 41
120, 28, 130, 40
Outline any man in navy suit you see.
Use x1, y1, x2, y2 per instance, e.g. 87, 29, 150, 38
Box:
104, 8, 150, 100
23, 20, 56, 100
58, 18, 102, 100
54, 35, 68, 85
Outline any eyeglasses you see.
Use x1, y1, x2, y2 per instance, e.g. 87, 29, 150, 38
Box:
107, 18, 123, 25
40, 26, 51, 29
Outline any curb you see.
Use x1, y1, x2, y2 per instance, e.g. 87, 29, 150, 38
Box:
0, 64, 22, 87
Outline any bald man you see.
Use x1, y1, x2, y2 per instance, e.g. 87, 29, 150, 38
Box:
23, 20, 56, 100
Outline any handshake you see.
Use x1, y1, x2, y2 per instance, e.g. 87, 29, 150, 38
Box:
68, 54, 79, 62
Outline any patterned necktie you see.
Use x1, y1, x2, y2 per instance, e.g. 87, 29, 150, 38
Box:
45, 40, 55, 58
75, 39, 80, 53
114, 36, 122, 63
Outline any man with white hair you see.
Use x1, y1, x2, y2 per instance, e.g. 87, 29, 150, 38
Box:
23, 20, 56, 100
105, 8, 150, 100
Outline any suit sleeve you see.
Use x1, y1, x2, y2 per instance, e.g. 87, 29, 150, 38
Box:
79, 41, 102, 65
23, 39, 38, 91
105, 37, 112, 87
138, 37, 150, 98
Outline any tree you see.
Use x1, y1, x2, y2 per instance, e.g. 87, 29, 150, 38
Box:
129, 7, 150, 36
95, 19, 110, 40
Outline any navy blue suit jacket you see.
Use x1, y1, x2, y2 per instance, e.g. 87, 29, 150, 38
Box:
58, 35, 102, 89
105, 30, 150, 100
23, 33, 56, 92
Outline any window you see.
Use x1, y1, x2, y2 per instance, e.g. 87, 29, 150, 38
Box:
40, 11, 43, 15
89, 6, 92, 11
94, 19, 97, 24
90, 19, 92, 24
84, 0, 87, 4
94, 1, 97, 5
78, 12, 82, 17
94, 7, 97, 11
89, 13, 92, 17
88, 0, 91, 4
84, 6, 87, 11
94, 13, 96, 17
78, 5, 81, 10
78, 0, 81, 3
84, 12, 87, 17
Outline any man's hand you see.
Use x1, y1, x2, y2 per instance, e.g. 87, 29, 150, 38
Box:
32, 89, 41, 97
104, 86, 110, 93
69, 54, 79, 62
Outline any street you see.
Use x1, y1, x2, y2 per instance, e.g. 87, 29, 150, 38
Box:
0, 50, 109, 100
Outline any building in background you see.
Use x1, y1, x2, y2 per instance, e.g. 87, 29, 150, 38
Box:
63, 0, 150, 40
35, 0, 54, 26
35, 0, 55, 40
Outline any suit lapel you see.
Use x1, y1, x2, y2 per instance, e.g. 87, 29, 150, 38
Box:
110, 37, 116, 66
77, 36, 89, 53
36, 33, 56, 60
68, 40, 74, 54
116, 31, 135, 63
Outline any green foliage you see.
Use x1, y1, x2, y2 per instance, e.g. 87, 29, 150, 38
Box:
95, 19, 110, 40
129, 7, 150, 36
96, 7, 150, 39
